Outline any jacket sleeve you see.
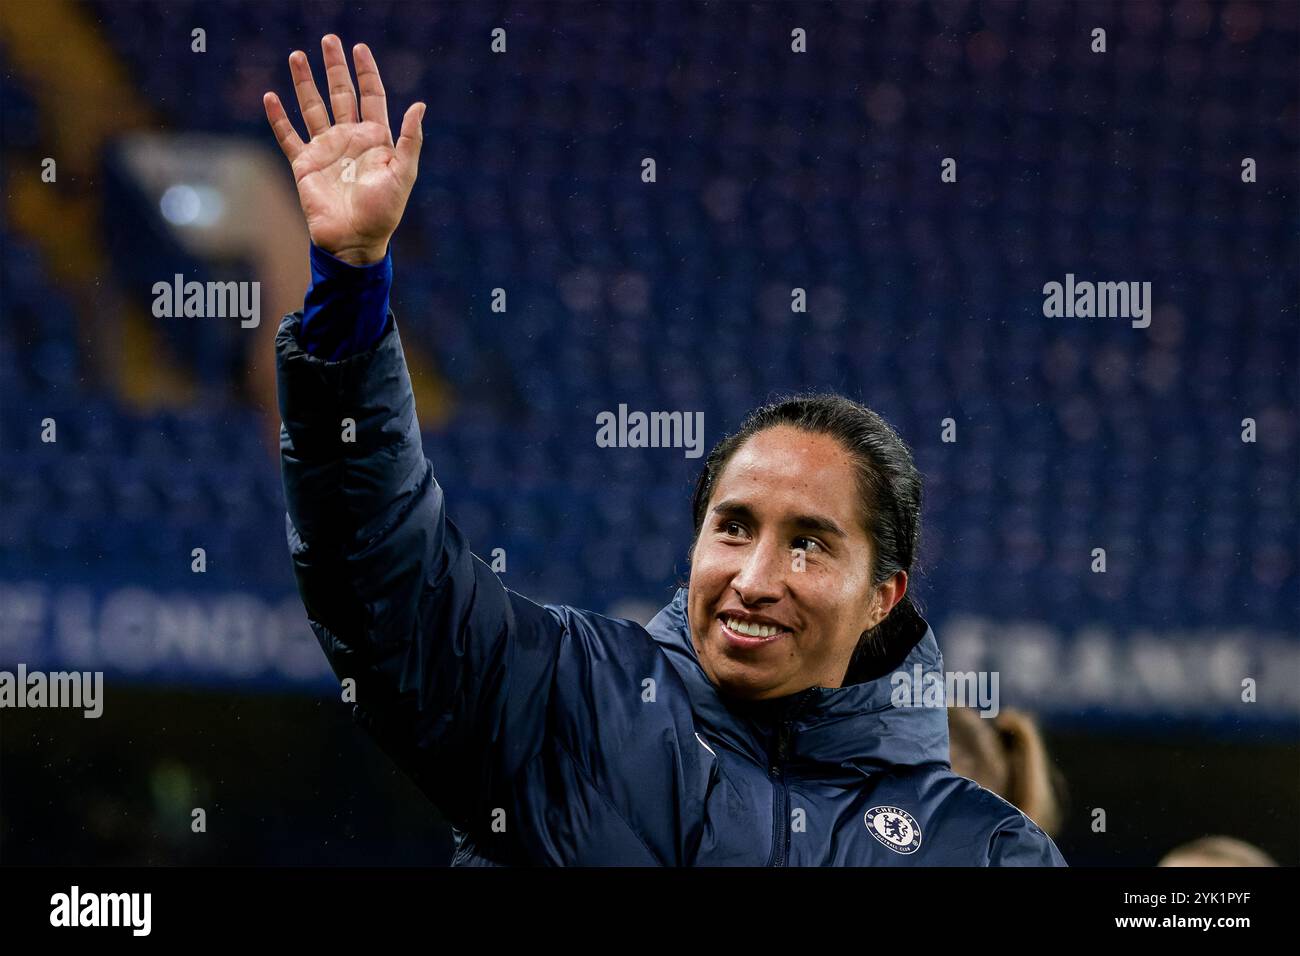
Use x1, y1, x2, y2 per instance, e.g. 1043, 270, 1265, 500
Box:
987, 813, 1069, 866
275, 307, 573, 844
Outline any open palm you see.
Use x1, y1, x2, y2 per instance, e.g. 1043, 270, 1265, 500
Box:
263, 35, 425, 266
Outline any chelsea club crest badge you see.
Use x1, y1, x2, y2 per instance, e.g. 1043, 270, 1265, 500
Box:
864, 805, 923, 855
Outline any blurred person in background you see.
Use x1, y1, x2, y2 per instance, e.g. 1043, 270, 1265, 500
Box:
265, 34, 1066, 866
948, 706, 1066, 840
1159, 836, 1278, 867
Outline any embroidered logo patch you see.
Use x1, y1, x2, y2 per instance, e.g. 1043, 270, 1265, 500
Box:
864, 805, 922, 854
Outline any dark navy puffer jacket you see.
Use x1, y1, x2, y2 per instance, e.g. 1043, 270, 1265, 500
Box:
277, 308, 1068, 867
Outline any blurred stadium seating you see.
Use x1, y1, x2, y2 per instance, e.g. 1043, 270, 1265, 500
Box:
0, 0, 1296, 865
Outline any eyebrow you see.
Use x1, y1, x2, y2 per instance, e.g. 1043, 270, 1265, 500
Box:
711, 499, 849, 539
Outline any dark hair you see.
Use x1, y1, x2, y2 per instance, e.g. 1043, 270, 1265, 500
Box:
686, 392, 925, 685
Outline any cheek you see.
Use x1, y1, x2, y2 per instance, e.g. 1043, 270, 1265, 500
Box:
790, 560, 874, 623
687, 541, 726, 621
689, 538, 732, 585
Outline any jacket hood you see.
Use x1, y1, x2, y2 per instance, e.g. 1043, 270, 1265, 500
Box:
646, 587, 952, 784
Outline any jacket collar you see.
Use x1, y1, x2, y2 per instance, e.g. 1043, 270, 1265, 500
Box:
645, 587, 951, 783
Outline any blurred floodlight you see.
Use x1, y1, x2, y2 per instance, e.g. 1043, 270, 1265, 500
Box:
160, 183, 225, 227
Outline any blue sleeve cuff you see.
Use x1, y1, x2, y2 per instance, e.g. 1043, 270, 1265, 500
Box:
300, 242, 394, 360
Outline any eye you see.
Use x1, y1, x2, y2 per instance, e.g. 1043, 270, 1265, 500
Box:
717, 519, 748, 539
792, 535, 824, 553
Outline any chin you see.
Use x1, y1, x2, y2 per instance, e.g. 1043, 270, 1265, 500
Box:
707, 659, 787, 700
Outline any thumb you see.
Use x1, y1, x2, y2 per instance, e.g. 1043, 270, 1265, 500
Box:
395, 101, 425, 177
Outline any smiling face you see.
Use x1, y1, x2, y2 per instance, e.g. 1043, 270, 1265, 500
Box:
687, 425, 906, 700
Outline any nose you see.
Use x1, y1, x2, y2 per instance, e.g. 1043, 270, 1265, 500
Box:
730, 536, 788, 605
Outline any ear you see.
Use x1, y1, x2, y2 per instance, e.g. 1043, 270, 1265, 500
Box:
867, 570, 908, 630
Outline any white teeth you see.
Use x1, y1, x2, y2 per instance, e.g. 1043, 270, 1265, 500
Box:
723, 616, 782, 638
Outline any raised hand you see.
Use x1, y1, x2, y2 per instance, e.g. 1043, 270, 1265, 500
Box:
263, 35, 425, 266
